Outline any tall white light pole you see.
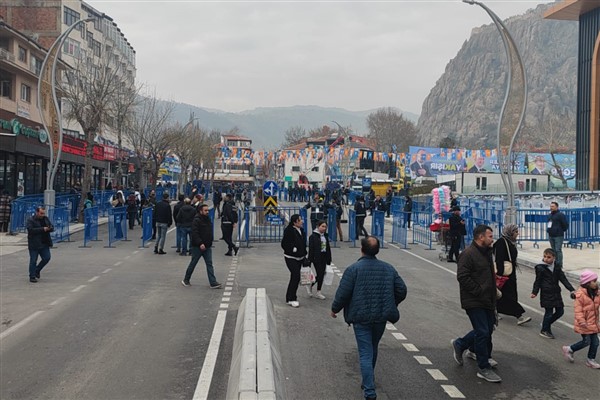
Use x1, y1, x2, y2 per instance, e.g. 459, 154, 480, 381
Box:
37, 18, 94, 207
462, 0, 527, 225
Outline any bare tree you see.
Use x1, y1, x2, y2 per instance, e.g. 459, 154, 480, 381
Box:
169, 117, 205, 190
110, 80, 141, 185
59, 48, 122, 217
367, 107, 417, 152
125, 91, 174, 187
281, 126, 307, 148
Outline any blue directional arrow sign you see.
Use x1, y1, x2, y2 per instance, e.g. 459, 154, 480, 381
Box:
263, 180, 278, 197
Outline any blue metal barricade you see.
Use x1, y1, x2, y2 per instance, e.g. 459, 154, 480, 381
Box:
238, 206, 303, 244
107, 207, 128, 247
47, 205, 70, 243
372, 210, 386, 248
348, 209, 357, 248
411, 210, 434, 249
391, 211, 408, 248
82, 206, 99, 247
299, 207, 309, 242
327, 210, 338, 247
140, 207, 153, 248
563, 207, 599, 248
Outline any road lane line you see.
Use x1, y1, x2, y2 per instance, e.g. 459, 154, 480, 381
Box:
414, 356, 432, 365
391, 332, 407, 340
192, 310, 227, 400
426, 369, 448, 381
102, 268, 112, 273
403, 343, 419, 352
71, 285, 86, 292
441, 385, 465, 398
399, 248, 576, 330
133, 250, 139, 254
219, 304, 229, 309
124, 255, 130, 260
114, 261, 122, 266
385, 324, 397, 331
221, 297, 230, 302
49, 297, 66, 306
0, 311, 44, 340
88, 276, 99, 282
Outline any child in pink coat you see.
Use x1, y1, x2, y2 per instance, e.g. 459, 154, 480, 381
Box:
561, 270, 600, 368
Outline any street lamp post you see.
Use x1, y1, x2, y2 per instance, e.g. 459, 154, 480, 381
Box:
462, 1, 527, 225
37, 18, 94, 207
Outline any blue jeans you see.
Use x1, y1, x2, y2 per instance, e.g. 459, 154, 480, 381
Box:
156, 223, 169, 250
542, 307, 564, 333
180, 227, 191, 253
353, 322, 387, 399
184, 246, 217, 285
454, 308, 495, 370
570, 333, 599, 360
29, 246, 51, 278
175, 226, 182, 250
548, 236, 564, 265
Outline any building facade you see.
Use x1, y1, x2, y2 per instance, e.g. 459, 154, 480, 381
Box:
546, 1, 600, 190
0, 0, 136, 194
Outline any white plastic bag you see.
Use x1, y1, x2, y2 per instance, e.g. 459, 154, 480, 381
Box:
324, 264, 334, 286
300, 266, 312, 285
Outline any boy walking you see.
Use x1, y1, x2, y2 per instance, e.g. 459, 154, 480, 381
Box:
531, 248, 576, 339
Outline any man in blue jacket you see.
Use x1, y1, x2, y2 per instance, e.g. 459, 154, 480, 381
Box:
331, 236, 407, 400
547, 201, 568, 265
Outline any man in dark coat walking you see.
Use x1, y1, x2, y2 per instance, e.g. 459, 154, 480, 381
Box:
154, 192, 172, 254
181, 204, 222, 288
26, 206, 54, 283
547, 202, 568, 265
221, 194, 239, 256
447, 206, 466, 263
451, 224, 501, 383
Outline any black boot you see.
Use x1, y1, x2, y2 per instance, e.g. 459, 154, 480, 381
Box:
154, 246, 158, 254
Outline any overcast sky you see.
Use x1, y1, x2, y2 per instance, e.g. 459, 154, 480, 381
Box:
88, 0, 554, 115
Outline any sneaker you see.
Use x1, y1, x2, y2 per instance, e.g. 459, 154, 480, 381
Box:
210, 283, 223, 289
35, 269, 41, 279
586, 359, 600, 369
562, 346, 574, 363
305, 285, 313, 297
224, 251, 232, 256
180, 252, 187, 256
154, 247, 158, 254
465, 350, 498, 367
477, 368, 502, 383
287, 301, 300, 308
181, 280, 191, 287
540, 331, 555, 339
176, 249, 180, 253
451, 339, 464, 366
29, 277, 38, 283
158, 250, 166, 255
314, 292, 326, 300
517, 316, 532, 325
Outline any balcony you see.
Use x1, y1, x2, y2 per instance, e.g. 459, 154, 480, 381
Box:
0, 48, 16, 63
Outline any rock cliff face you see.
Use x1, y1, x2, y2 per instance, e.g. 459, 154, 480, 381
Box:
417, 3, 578, 149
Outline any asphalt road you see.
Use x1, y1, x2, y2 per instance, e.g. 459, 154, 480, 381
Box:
1, 220, 597, 400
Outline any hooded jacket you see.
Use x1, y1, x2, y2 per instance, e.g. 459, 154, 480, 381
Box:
532, 262, 575, 308
573, 287, 600, 334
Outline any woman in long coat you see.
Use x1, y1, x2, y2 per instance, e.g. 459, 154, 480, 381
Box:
494, 224, 531, 325
281, 214, 307, 308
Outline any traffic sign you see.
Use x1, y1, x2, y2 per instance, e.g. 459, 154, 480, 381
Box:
263, 196, 278, 215
263, 180, 278, 197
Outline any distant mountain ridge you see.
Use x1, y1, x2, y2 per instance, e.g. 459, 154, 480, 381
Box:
166, 102, 419, 149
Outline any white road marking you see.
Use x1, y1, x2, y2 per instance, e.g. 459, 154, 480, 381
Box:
385, 324, 397, 331
114, 261, 122, 266
399, 249, 576, 330
221, 297, 230, 302
192, 309, 227, 400
49, 297, 66, 306
102, 268, 112, 274
414, 355, 432, 365
228, 274, 235, 277
88, 276, 99, 282
71, 285, 86, 292
441, 385, 465, 398
124, 255, 130, 260
0, 311, 44, 340
226, 278, 234, 282
403, 343, 419, 352
426, 369, 448, 381
133, 250, 139, 254
391, 332, 407, 341
219, 303, 229, 309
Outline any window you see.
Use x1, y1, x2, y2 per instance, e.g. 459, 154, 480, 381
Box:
64, 6, 81, 27
20, 83, 31, 102
62, 38, 80, 57
475, 177, 487, 190
292, 166, 300, 172
1, 80, 11, 98
18, 46, 27, 62
92, 39, 101, 57
31, 56, 42, 75
87, 31, 94, 49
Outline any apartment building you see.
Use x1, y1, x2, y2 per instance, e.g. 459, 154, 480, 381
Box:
0, 0, 136, 192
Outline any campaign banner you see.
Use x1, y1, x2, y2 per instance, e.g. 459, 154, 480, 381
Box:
527, 153, 576, 189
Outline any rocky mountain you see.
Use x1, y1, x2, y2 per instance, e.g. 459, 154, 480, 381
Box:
417, 3, 578, 149
168, 103, 419, 150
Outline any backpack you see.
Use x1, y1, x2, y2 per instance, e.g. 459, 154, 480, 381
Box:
127, 193, 137, 206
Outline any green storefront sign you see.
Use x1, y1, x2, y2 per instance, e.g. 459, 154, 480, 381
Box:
0, 118, 47, 143
284, 176, 292, 182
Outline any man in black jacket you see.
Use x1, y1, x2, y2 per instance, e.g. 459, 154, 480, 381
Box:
181, 204, 222, 288
547, 202, 568, 265
154, 192, 172, 254
176, 198, 196, 256
26, 206, 54, 283
448, 206, 466, 263
451, 224, 501, 383
221, 194, 239, 256
173, 194, 185, 252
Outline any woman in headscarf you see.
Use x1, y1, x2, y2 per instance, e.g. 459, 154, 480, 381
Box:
494, 223, 531, 325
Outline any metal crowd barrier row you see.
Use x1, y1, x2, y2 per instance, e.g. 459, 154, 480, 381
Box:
411, 209, 434, 250
348, 209, 357, 248
239, 206, 304, 244
327, 210, 338, 247
391, 212, 408, 248
372, 210, 386, 248
82, 206, 100, 247
106, 207, 128, 247
140, 207, 154, 248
